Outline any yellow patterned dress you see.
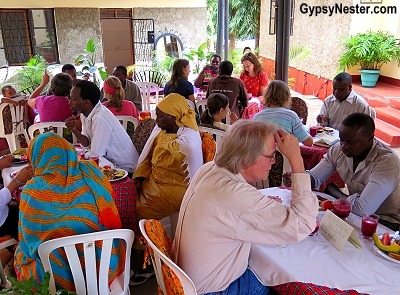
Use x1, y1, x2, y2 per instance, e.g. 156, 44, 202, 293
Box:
134, 131, 190, 220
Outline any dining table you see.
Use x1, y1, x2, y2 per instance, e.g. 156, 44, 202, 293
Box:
250, 187, 399, 295
2, 154, 138, 233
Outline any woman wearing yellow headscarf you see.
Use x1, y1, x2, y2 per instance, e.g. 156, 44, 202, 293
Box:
133, 93, 203, 220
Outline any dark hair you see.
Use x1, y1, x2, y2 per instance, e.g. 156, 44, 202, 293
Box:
169, 59, 189, 92
114, 65, 127, 76
219, 61, 233, 76
210, 54, 222, 62
1, 85, 15, 95
243, 47, 251, 54
241, 52, 263, 76
74, 80, 100, 106
51, 73, 73, 96
61, 64, 76, 73
200, 93, 229, 125
334, 72, 352, 84
342, 113, 375, 135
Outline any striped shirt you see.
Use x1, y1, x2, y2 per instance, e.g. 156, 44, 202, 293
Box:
308, 139, 400, 226
319, 90, 376, 130
253, 107, 310, 143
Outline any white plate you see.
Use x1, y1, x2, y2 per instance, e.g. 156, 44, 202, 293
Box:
102, 168, 128, 182
372, 234, 400, 264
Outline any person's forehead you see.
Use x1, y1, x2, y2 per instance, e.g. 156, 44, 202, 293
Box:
333, 80, 350, 89
70, 86, 81, 98
211, 56, 220, 62
339, 125, 368, 139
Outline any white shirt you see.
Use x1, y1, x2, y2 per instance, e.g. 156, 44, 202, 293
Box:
0, 188, 11, 226
81, 101, 139, 172
320, 90, 376, 130
173, 162, 318, 294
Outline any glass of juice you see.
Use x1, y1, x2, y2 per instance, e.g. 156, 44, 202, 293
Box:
332, 198, 351, 219
88, 154, 99, 167
361, 214, 379, 239
309, 126, 318, 137
309, 218, 320, 236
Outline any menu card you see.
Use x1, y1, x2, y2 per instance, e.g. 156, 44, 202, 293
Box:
313, 133, 340, 148
319, 210, 362, 251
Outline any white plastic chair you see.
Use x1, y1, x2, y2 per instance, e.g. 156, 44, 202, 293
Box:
139, 219, 197, 295
136, 82, 159, 114
198, 126, 225, 151
115, 116, 139, 133
186, 99, 195, 110
28, 122, 78, 144
195, 99, 207, 117
38, 229, 134, 295
0, 102, 29, 152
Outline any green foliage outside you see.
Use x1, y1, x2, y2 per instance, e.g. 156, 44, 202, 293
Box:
0, 272, 76, 295
183, 42, 215, 74
15, 55, 47, 91
338, 30, 400, 71
75, 38, 109, 86
151, 50, 177, 78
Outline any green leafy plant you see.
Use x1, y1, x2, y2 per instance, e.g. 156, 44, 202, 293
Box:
75, 38, 108, 86
183, 42, 214, 74
289, 45, 311, 68
151, 50, 177, 78
16, 55, 47, 90
0, 272, 76, 295
338, 30, 400, 71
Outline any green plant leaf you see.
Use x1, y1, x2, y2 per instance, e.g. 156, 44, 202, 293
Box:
86, 38, 96, 53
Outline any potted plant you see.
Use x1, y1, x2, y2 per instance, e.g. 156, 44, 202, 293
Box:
338, 30, 400, 87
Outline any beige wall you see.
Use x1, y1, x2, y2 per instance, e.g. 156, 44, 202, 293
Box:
259, 0, 400, 80
132, 7, 207, 52
55, 8, 103, 65
2, 0, 205, 8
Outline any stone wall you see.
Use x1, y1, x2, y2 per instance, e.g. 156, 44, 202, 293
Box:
133, 7, 207, 52
55, 8, 103, 65
259, 0, 353, 79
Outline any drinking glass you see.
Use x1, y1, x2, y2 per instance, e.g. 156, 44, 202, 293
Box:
88, 155, 99, 167
332, 199, 351, 219
361, 214, 379, 239
309, 126, 318, 137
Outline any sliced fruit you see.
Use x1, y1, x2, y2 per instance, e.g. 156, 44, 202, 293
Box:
320, 200, 334, 211
382, 232, 391, 246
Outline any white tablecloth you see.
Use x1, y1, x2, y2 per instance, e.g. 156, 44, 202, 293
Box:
252, 188, 400, 295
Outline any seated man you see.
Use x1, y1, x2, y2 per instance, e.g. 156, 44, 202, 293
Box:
206, 60, 248, 118
65, 80, 138, 173
317, 72, 375, 130
113, 65, 142, 112
173, 120, 318, 295
308, 113, 399, 231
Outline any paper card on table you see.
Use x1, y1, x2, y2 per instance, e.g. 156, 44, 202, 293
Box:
313, 133, 340, 148
319, 210, 362, 251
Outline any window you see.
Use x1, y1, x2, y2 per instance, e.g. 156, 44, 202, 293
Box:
0, 9, 58, 65
269, 0, 295, 36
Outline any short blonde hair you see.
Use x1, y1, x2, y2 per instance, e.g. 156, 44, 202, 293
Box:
104, 76, 125, 112
262, 80, 291, 108
215, 120, 277, 174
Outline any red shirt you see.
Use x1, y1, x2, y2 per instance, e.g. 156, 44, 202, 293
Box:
239, 71, 269, 97
102, 100, 139, 120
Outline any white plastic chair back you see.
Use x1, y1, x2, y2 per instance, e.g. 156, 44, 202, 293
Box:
136, 82, 159, 113
0, 102, 29, 152
0, 237, 17, 287
28, 122, 78, 144
186, 100, 195, 110
115, 116, 139, 133
38, 229, 134, 295
198, 126, 225, 152
195, 100, 207, 117
139, 219, 197, 295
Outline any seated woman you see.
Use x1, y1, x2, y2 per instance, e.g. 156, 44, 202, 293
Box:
193, 54, 222, 91
133, 93, 203, 220
199, 93, 237, 131
240, 52, 269, 98
102, 76, 139, 120
164, 59, 195, 104
253, 80, 313, 146
28, 72, 73, 122
14, 133, 125, 291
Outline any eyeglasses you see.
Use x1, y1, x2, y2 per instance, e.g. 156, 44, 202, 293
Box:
261, 151, 276, 163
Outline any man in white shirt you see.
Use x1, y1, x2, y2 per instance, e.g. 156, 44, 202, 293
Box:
173, 120, 318, 295
65, 80, 138, 173
113, 65, 142, 111
317, 72, 375, 130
